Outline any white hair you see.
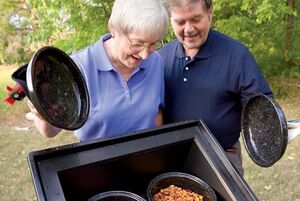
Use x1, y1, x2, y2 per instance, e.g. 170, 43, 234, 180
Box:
109, 0, 169, 40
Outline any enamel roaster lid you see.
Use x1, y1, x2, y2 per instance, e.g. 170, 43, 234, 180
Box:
241, 93, 288, 167
12, 46, 89, 130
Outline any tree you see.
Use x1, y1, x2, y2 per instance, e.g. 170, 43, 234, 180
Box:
212, 0, 299, 76
0, 0, 33, 64
25, 0, 113, 54
285, 0, 295, 68
0, 0, 299, 77
0, 0, 114, 64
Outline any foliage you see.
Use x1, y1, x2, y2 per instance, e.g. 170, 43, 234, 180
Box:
0, 0, 299, 77
0, 0, 113, 59
0, 0, 33, 64
24, 0, 113, 54
212, 0, 299, 76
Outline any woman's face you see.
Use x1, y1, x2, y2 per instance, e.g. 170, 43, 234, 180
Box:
115, 32, 161, 68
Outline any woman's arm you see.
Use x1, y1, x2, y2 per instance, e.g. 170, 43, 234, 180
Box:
154, 109, 163, 127
28, 101, 62, 138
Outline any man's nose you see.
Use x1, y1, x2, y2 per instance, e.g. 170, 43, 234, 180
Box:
184, 22, 195, 34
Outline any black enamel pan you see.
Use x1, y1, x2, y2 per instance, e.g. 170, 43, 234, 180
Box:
147, 172, 217, 201
88, 191, 146, 201
241, 93, 288, 167
11, 46, 89, 130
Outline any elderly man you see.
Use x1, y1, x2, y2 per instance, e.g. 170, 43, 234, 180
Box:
159, 0, 272, 176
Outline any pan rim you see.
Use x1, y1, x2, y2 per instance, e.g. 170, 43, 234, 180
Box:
26, 46, 89, 130
241, 93, 288, 167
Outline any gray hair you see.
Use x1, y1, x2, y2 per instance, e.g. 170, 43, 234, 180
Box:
109, 0, 169, 40
164, 0, 212, 14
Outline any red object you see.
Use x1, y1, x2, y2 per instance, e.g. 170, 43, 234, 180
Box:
3, 83, 26, 105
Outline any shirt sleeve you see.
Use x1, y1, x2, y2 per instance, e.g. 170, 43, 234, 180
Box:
236, 47, 273, 106
158, 53, 165, 108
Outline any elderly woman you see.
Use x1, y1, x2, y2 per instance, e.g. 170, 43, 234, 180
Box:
28, 0, 169, 141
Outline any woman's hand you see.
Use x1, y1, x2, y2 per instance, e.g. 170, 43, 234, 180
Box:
27, 100, 44, 121
27, 100, 62, 138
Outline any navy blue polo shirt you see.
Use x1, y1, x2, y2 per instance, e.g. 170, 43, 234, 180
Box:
159, 29, 272, 149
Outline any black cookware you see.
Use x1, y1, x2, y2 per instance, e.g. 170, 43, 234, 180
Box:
11, 46, 89, 130
88, 191, 146, 201
241, 93, 288, 167
147, 172, 217, 201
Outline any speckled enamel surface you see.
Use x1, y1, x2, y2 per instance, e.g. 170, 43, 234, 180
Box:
242, 94, 288, 167
27, 47, 89, 130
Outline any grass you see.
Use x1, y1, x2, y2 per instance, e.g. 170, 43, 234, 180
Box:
0, 65, 78, 200
243, 138, 300, 201
0, 127, 77, 201
0, 65, 299, 201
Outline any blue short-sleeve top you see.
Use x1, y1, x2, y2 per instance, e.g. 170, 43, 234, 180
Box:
71, 34, 164, 141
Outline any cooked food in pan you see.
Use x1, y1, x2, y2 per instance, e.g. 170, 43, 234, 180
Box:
153, 184, 204, 201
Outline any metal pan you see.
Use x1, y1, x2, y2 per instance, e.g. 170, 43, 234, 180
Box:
88, 191, 146, 201
12, 46, 89, 130
241, 93, 288, 167
147, 172, 217, 201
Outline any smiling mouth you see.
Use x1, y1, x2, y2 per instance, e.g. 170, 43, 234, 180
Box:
184, 33, 198, 38
131, 55, 141, 62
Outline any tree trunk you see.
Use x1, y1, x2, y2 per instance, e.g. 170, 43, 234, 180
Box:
285, 0, 295, 68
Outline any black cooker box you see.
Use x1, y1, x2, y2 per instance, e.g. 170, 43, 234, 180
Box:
28, 120, 261, 201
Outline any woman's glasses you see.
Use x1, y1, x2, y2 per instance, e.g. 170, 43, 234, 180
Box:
124, 35, 159, 52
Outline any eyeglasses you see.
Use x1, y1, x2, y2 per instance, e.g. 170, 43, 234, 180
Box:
124, 35, 160, 52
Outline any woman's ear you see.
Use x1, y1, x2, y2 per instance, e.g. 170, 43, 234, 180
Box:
108, 21, 115, 38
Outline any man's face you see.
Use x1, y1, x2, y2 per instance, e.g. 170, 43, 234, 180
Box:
170, 1, 212, 53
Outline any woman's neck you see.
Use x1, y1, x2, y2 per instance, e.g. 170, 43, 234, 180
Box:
104, 38, 133, 81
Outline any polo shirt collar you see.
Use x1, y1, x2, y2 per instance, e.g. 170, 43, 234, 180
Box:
92, 33, 114, 71
175, 29, 213, 59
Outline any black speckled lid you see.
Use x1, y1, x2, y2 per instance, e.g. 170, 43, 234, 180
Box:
88, 191, 146, 201
241, 93, 288, 167
12, 46, 89, 130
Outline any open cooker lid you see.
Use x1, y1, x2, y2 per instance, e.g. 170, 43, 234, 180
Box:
241, 93, 288, 167
13, 46, 89, 130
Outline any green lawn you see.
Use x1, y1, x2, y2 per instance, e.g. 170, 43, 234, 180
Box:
0, 127, 77, 201
0, 65, 299, 201
243, 138, 300, 201
0, 65, 78, 200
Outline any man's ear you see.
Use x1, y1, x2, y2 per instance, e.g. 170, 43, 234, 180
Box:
208, 6, 213, 21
